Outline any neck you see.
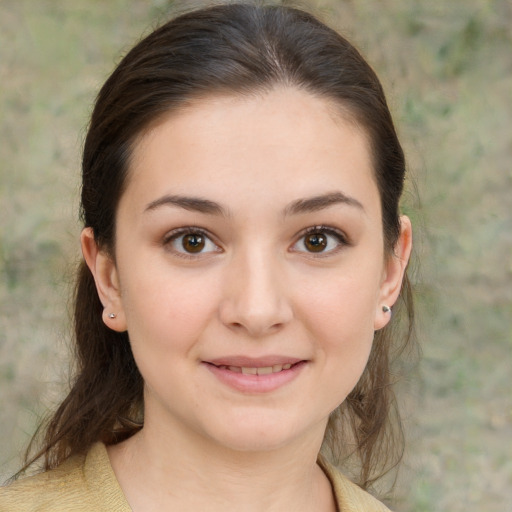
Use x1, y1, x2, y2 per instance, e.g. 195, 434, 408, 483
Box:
109, 417, 335, 512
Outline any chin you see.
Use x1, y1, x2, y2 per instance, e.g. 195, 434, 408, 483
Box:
200, 411, 322, 454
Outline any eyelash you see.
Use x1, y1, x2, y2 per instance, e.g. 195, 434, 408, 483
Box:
291, 225, 350, 256
162, 227, 221, 259
162, 224, 350, 259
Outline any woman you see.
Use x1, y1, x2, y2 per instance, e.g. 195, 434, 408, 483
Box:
0, 3, 414, 511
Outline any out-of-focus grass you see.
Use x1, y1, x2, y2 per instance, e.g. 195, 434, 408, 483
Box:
337, 2, 512, 510
0, 0, 165, 478
1, 1, 511, 510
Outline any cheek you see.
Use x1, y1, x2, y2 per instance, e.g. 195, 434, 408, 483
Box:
311, 284, 375, 368
296, 271, 378, 393
298, 269, 381, 333
118, 263, 222, 353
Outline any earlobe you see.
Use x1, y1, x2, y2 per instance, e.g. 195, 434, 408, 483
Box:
80, 228, 127, 332
374, 216, 412, 330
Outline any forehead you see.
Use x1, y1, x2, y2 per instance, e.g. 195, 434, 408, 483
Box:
124, 87, 379, 217
136, 87, 366, 152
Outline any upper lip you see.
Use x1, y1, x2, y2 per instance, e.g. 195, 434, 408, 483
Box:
205, 356, 305, 368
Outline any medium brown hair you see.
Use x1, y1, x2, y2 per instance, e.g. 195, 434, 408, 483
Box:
24, 2, 415, 490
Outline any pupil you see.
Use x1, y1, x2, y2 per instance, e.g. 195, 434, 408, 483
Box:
305, 233, 327, 252
183, 234, 205, 253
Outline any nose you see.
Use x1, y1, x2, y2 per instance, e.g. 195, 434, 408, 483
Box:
218, 249, 293, 338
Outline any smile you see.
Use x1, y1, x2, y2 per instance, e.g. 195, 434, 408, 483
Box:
203, 359, 306, 393
213, 363, 293, 375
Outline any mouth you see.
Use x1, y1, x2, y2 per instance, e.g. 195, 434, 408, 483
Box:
203, 358, 307, 393
206, 362, 299, 375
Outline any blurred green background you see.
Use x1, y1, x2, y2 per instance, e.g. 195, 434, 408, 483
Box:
1, 1, 511, 510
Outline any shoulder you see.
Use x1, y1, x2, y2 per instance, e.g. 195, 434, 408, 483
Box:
318, 456, 393, 512
0, 443, 130, 512
0, 453, 89, 512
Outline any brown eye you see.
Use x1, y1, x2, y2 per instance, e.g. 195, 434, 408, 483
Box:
291, 227, 348, 255
182, 233, 205, 253
304, 233, 327, 252
167, 229, 220, 256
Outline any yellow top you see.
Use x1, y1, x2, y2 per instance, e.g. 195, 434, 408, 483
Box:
0, 443, 391, 511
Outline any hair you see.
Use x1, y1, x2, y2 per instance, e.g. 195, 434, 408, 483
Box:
23, 2, 415, 490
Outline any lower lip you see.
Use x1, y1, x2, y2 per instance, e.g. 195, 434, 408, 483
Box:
203, 361, 307, 393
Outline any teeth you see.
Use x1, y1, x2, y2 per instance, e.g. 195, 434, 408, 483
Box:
219, 364, 294, 375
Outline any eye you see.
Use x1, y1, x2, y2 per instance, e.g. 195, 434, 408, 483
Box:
165, 228, 220, 256
292, 226, 348, 254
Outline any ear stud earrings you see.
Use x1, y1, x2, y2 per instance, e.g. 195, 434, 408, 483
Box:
382, 305, 391, 314
108, 313, 117, 319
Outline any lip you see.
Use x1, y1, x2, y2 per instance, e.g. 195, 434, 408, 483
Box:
203, 357, 308, 394
206, 355, 304, 368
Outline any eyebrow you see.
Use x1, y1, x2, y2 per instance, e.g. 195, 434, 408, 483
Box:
284, 192, 365, 216
144, 195, 227, 216
144, 191, 364, 217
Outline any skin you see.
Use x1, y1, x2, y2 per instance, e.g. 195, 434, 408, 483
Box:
82, 87, 412, 511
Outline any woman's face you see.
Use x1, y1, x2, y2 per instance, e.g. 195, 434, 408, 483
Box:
85, 87, 410, 453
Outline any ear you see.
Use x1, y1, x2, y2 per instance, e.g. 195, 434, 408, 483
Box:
374, 216, 413, 330
81, 227, 127, 332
